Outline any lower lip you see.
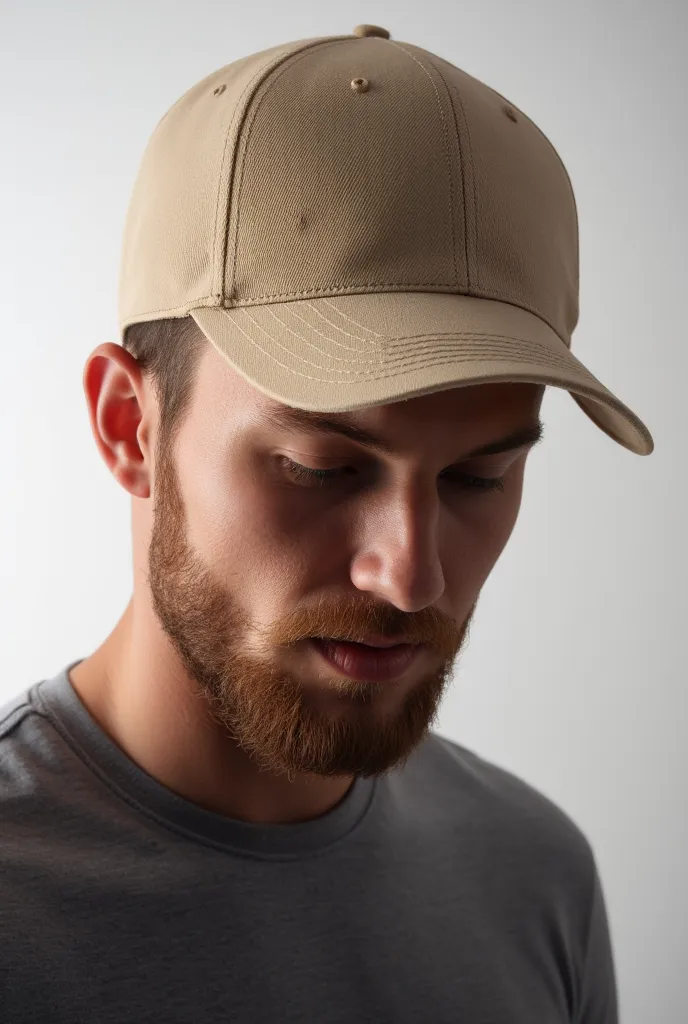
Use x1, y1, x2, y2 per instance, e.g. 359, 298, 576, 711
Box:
310, 638, 421, 682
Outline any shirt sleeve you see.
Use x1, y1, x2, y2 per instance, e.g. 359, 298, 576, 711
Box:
576, 858, 619, 1024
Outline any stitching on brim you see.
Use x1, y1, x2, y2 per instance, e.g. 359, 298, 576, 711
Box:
225, 306, 589, 377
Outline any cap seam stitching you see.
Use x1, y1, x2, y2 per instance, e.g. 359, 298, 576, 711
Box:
212, 53, 295, 300
438, 67, 479, 291
123, 285, 565, 342
229, 39, 349, 301
265, 300, 570, 352
122, 284, 565, 344
228, 285, 568, 339
257, 306, 578, 364
388, 41, 459, 288
482, 81, 581, 309
226, 306, 582, 374
211, 42, 342, 300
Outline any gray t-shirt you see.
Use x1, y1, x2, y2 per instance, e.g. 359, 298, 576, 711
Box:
0, 660, 617, 1023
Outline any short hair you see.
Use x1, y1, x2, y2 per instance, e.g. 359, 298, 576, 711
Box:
122, 316, 206, 447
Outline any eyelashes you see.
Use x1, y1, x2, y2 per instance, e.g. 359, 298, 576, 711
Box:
278, 456, 506, 494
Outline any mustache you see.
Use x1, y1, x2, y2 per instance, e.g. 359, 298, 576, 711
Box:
255, 593, 465, 662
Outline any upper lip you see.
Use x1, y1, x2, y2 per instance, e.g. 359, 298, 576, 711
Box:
316, 634, 414, 648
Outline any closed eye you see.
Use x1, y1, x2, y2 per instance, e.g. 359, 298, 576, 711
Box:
278, 457, 506, 493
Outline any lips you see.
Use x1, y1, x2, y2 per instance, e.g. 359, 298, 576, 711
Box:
313, 634, 412, 648
310, 637, 421, 682
353, 634, 412, 648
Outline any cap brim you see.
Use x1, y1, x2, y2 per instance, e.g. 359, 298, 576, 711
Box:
191, 291, 654, 456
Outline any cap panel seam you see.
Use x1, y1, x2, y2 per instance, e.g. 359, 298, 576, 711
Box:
482, 82, 581, 303
211, 55, 293, 299
211, 40, 343, 301
228, 39, 350, 303
424, 56, 479, 293
122, 282, 568, 348
387, 41, 459, 289
120, 297, 218, 329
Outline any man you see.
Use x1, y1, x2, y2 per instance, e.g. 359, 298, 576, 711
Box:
0, 24, 653, 1024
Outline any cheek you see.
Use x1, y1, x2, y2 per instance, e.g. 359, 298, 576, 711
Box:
171, 440, 259, 583
468, 502, 521, 571
442, 477, 527, 597
481, 477, 525, 561
256, 491, 351, 585
182, 452, 343, 591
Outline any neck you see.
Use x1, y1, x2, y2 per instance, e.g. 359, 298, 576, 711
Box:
68, 597, 354, 825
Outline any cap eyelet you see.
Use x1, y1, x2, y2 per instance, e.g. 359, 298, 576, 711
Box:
351, 77, 370, 93
213, 84, 226, 97
503, 105, 518, 122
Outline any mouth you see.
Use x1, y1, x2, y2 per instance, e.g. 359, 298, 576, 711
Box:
309, 637, 422, 682
312, 634, 414, 649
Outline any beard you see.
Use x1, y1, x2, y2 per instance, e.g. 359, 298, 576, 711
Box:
147, 432, 475, 782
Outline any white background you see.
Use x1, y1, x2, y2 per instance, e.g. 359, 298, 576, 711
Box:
1, 1, 684, 1020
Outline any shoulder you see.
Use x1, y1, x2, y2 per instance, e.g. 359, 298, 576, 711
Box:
0, 679, 67, 798
0, 684, 39, 768
403, 730, 597, 882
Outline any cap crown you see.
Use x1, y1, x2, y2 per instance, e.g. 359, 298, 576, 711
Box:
119, 33, 578, 347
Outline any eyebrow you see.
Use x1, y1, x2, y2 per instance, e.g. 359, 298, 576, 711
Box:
262, 405, 545, 460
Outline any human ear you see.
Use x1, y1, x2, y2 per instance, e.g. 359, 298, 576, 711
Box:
81, 342, 153, 499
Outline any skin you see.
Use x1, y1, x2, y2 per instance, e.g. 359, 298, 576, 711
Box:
69, 336, 544, 825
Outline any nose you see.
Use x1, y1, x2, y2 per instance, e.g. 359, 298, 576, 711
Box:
349, 483, 445, 614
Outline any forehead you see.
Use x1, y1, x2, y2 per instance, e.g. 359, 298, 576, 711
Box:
197, 341, 544, 444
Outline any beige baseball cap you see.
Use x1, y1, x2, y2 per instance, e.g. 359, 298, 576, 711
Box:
119, 24, 654, 456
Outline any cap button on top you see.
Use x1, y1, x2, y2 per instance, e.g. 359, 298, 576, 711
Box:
352, 24, 391, 39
